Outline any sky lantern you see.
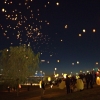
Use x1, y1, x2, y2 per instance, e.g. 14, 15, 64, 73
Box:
79, 34, 81, 37
65, 25, 67, 28
57, 60, 60, 62
55, 68, 57, 70
72, 63, 74, 65
2, 8, 5, 12
56, 2, 59, 6
47, 61, 50, 63
83, 29, 86, 32
96, 62, 98, 65
41, 60, 45, 62
77, 61, 79, 64
60, 39, 63, 42
48, 77, 51, 81
93, 29, 96, 32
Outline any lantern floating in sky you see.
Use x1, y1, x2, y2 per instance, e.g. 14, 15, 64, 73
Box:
65, 25, 67, 28
96, 62, 98, 65
79, 34, 81, 37
41, 60, 45, 62
2, 8, 5, 12
55, 68, 57, 70
47, 61, 49, 63
56, 2, 59, 5
83, 29, 86, 32
60, 39, 63, 42
57, 60, 60, 62
72, 63, 74, 65
77, 61, 79, 64
93, 29, 96, 32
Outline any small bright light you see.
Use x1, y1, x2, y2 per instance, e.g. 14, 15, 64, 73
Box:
79, 34, 81, 36
83, 29, 86, 32
55, 68, 57, 70
96, 62, 98, 65
57, 60, 60, 62
50, 85, 53, 88
41, 60, 45, 62
56, 2, 59, 5
63, 74, 67, 78
93, 29, 96, 32
47, 61, 49, 63
72, 63, 74, 65
77, 61, 79, 64
65, 25, 67, 28
60, 39, 63, 42
2, 8, 5, 12
48, 77, 51, 81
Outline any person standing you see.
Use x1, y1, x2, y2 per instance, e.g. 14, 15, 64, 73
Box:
65, 75, 71, 94
41, 80, 45, 95
85, 73, 90, 89
89, 72, 93, 88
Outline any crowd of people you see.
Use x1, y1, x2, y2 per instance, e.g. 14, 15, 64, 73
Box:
65, 71, 96, 94
41, 71, 97, 95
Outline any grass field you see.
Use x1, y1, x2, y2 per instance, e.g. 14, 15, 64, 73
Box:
0, 85, 100, 100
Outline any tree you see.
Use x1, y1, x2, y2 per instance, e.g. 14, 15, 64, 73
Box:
0, 45, 40, 95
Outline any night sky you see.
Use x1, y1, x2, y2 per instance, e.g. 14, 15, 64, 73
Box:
0, 0, 100, 75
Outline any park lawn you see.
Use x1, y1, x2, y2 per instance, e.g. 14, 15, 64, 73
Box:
0, 85, 100, 100
42, 85, 100, 100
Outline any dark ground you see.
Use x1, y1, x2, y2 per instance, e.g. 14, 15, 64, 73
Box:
0, 84, 100, 100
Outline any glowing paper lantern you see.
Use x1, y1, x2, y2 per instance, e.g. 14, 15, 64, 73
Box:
96, 62, 98, 65
59, 81, 65, 89
96, 77, 100, 85
79, 34, 81, 37
48, 77, 51, 82
65, 25, 67, 28
76, 79, 84, 90
56, 2, 59, 5
83, 29, 86, 32
63, 74, 67, 78
77, 61, 79, 64
19, 84, 21, 88
39, 81, 42, 88
93, 29, 96, 32
57, 60, 60, 62
2, 8, 5, 12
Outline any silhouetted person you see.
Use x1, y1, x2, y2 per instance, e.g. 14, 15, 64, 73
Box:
85, 73, 90, 89
65, 75, 71, 94
89, 72, 93, 88
41, 80, 45, 95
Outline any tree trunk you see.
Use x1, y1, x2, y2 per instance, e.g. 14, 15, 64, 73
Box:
16, 78, 19, 96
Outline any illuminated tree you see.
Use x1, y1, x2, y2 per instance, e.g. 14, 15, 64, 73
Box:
0, 45, 40, 95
